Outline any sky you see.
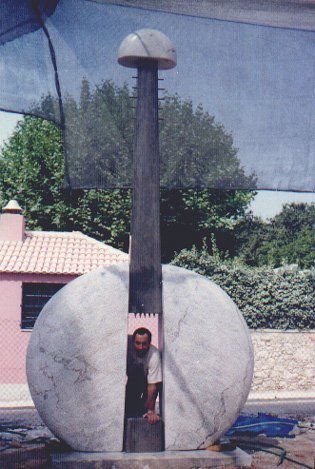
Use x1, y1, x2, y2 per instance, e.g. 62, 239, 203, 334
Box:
0, 110, 314, 220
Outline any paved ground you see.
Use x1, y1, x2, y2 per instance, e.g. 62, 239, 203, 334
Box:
0, 399, 314, 468
236, 399, 315, 468
232, 430, 315, 468
0, 407, 44, 427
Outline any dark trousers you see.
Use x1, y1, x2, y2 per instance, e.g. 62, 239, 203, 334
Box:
125, 378, 147, 418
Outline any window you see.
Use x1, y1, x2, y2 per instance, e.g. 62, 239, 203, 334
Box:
21, 283, 66, 329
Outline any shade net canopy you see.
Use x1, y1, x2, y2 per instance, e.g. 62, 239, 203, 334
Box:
0, 0, 314, 191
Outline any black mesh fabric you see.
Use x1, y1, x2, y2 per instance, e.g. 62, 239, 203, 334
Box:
0, 0, 314, 191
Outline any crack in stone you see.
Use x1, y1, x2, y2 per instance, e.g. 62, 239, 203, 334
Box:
32, 364, 59, 405
42, 350, 97, 384
30, 343, 97, 412
72, 356, 97, 384
197, 430, 215, 449
173, 307, 190, 339
210, 383, 235, 441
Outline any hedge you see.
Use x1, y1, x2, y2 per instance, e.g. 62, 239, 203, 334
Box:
171, 246, 315, 329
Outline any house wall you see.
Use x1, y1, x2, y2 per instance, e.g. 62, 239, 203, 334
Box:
0, 272, 76, 387
0, 273, 24, 384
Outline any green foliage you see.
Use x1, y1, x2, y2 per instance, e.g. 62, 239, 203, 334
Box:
63, 79, 134, 186
0, 80, 255, 260
273, 202, 314, 237
160, 188, 254, 261
172, 245, 315, 330
159, 96, 256, 189
0, 117, 65, 230
35, 83, 256, 190
235, 203, 315, 269
0, 116, 131, 249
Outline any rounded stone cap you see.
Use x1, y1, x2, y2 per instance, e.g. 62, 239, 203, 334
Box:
117, 29, 177, 70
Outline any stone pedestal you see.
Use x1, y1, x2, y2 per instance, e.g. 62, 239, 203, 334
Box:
124, 418, 164, 453
51, 448, 252, 468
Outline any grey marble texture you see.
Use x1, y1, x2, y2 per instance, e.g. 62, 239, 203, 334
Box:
26, 265, 129, 452
26, 264, 254, 452
162, 266, 254, 450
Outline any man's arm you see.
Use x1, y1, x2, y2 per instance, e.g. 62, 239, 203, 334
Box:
144, 382, 161, 424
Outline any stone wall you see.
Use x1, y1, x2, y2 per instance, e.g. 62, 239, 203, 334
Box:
249, 330, 315, 399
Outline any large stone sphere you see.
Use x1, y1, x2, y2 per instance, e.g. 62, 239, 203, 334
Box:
26, 264, 254, 452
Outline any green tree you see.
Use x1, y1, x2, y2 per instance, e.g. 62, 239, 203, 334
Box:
235, 203, 315, 268
272, 202, 315, 239
0, 80, 256, 260
160, 96, 255, 189
270, 203, 315, 268
160, 188, 253, 260
0, 116, 131, 249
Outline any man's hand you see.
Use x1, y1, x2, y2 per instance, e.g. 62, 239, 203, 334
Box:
143, 383, 161, 424
143, 410, 160, 424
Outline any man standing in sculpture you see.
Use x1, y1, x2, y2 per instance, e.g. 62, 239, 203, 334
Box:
125, 328, 162, 424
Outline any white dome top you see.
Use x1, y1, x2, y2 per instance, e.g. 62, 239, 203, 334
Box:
117, 29, 176, 70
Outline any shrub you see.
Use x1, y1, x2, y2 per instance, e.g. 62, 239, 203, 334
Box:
171, 246, 315, 329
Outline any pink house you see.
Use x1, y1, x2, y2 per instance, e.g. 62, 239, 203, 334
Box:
0, 200, 158, 407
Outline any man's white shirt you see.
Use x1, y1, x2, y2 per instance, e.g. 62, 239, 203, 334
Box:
128, 344, 162, 384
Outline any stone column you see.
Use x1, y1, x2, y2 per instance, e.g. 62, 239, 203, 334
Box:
129, 63, 162, 315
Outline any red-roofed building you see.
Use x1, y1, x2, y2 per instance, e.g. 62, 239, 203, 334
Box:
0, 200, 130, 406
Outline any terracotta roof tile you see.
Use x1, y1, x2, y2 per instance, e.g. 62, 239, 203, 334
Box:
0, 231, 128, 275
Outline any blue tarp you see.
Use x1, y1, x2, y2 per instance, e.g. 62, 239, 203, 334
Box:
225, 413, 298, 438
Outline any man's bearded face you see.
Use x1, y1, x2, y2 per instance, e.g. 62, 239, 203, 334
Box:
134, 333, 150, 357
